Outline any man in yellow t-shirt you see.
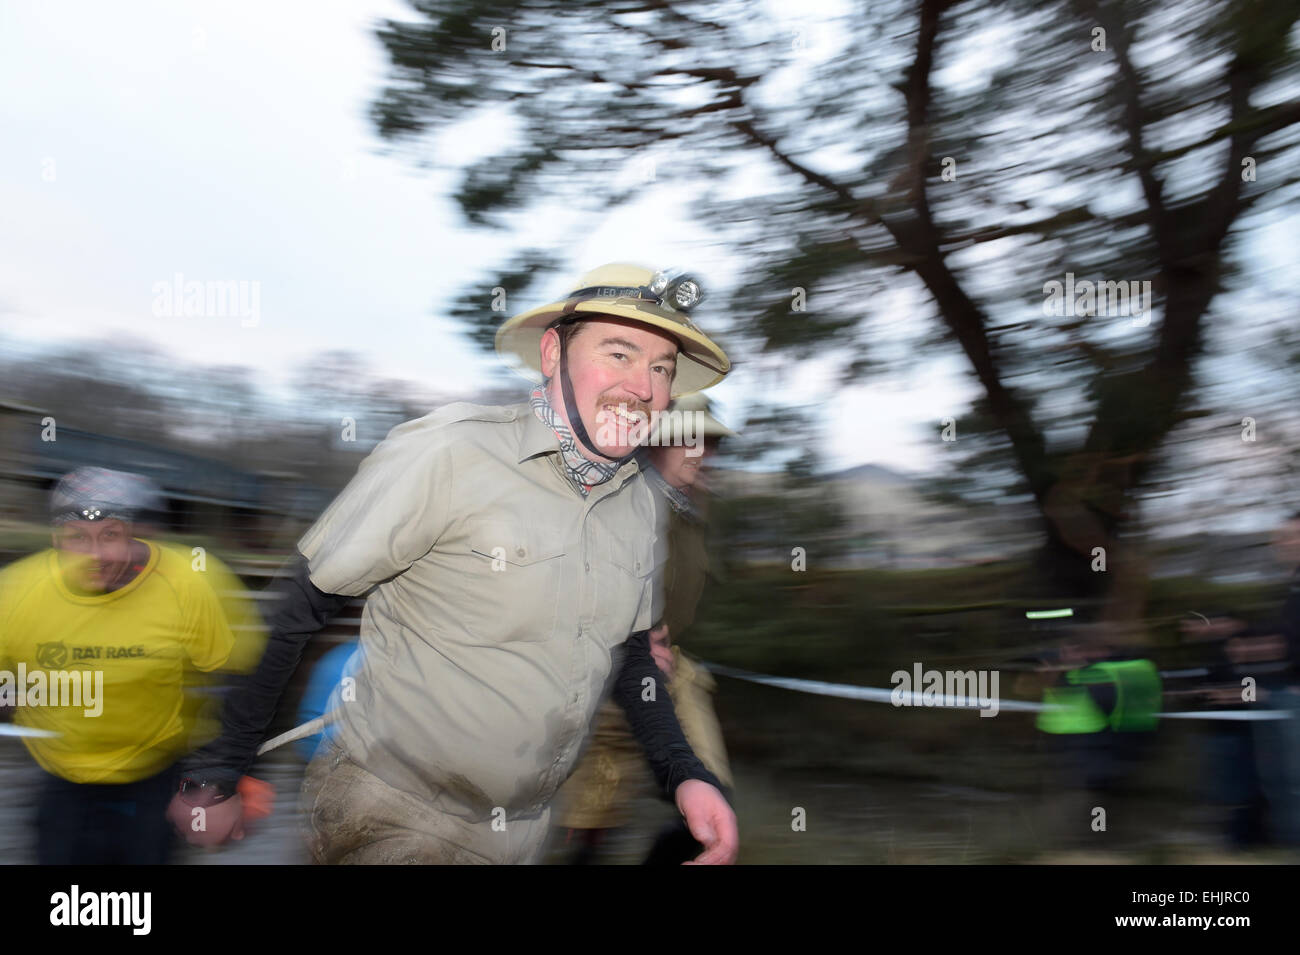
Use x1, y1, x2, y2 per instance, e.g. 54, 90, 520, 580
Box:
0, 467, 254, 863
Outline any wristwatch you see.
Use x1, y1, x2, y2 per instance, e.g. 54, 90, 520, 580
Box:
178, 775, 235, 803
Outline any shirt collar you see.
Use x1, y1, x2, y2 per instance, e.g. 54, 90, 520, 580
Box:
516, 400, 560, 463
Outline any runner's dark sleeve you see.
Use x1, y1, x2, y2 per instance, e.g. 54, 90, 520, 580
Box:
613, 628, 728, 800
181, 554, 352, 793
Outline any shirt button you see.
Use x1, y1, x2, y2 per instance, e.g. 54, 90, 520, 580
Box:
516, 546, 526, 558
584, 561, 590, 571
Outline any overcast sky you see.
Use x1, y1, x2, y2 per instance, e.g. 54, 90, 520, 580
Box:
0, 0, 991, 478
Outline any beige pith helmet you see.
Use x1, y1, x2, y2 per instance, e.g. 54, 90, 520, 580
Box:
494, 262, 731, 397
650, 391, 738, 444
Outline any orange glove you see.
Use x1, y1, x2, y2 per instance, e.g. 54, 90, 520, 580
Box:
238, 775, 274, 823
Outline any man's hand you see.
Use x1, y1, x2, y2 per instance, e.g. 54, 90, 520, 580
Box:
674, 779, 738, 865
650, 623, 674, 679
166, 785, 245, 848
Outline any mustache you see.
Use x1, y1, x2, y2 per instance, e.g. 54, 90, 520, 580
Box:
595, 395, 650, 416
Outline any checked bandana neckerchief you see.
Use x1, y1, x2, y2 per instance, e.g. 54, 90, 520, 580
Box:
530, 386, 621, 496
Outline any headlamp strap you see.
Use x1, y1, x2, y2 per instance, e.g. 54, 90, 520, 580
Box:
564, 285, 663, 308
557, 322, 640, 468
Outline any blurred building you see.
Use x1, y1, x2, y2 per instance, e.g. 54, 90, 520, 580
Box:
714, 459, 1284, 580
0, 400, 329, 551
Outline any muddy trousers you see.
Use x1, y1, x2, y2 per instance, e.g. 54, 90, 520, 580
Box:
300, 738, 550, 864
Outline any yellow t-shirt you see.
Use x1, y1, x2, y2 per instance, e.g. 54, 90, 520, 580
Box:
0, 541, 237, 784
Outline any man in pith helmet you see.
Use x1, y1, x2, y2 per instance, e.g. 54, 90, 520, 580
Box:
172, 262, 740, 864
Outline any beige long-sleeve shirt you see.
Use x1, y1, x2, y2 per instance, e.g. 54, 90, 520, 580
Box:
297, 400, 664, 819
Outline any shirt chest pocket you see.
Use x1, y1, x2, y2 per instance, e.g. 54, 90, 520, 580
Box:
594, 535, 657, 646
463, 519, 568, 643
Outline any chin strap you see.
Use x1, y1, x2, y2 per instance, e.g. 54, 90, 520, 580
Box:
557, 322, 643, 469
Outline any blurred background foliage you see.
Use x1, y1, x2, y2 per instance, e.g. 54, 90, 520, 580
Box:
367, 0, 1300, 618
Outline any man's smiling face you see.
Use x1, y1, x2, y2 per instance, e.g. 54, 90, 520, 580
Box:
540, 316, 679, 460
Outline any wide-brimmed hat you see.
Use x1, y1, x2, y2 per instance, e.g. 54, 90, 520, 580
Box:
495, 263, 731, 397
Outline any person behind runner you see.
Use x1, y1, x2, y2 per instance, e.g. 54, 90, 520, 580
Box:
554, 391, 737, 863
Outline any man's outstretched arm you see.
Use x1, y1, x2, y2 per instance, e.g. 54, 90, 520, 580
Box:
612, 628, 738, 864
186, 554, 352, 787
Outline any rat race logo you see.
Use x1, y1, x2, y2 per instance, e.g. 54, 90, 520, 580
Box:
38, 640, 148, 662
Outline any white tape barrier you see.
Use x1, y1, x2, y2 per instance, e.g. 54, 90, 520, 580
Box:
0, 706, 332, 748
702, 663, 1294, 721
3, 665, 1288, 754
2, 713, 331, 752
0, 725, 59, 738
